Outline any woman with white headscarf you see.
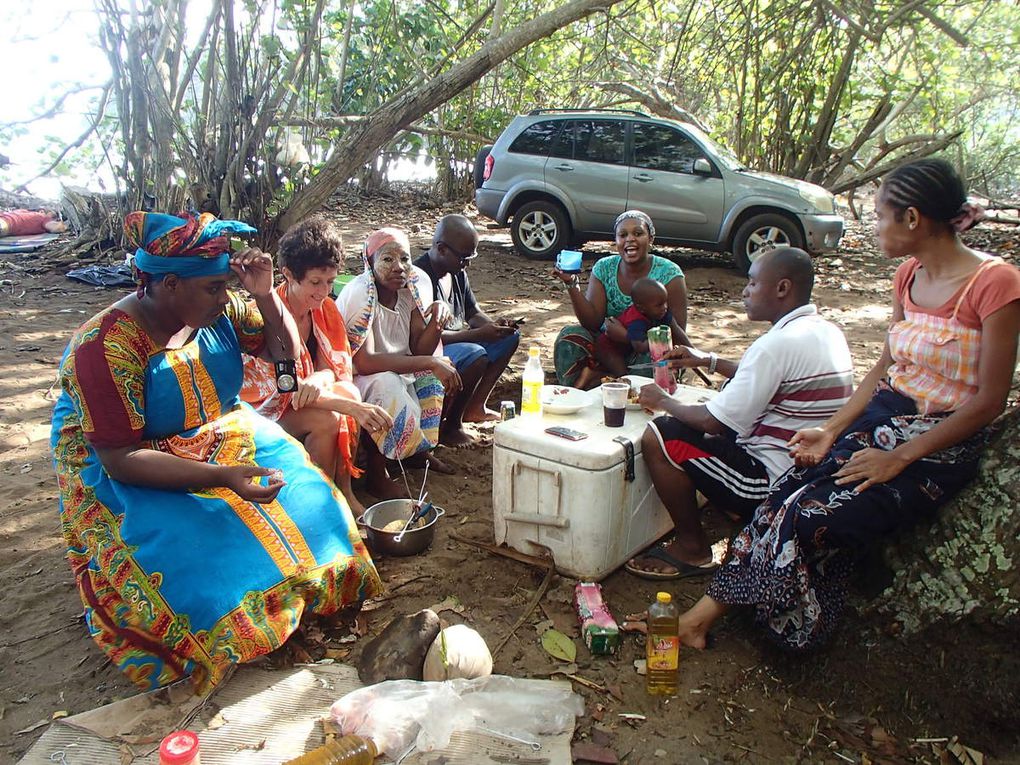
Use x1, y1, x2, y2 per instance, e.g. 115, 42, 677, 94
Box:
336, 227, 461, 497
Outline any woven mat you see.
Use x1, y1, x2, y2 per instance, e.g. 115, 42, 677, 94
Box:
17, 664, 571, 764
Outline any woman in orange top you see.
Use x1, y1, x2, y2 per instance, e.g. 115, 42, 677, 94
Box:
242, 216, 392, 514
675, 158, 1020, 651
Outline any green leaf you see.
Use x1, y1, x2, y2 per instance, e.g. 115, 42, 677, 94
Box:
540, 629, 576, 663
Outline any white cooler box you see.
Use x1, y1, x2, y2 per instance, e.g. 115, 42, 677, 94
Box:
492, 385, 713, 580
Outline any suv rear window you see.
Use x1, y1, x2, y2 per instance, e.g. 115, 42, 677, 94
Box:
508, 120, 561, 155
550, 120, 626, 165
632, 123, 707, 174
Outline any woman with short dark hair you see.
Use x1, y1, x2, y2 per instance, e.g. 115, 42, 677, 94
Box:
241, 216, 392, 515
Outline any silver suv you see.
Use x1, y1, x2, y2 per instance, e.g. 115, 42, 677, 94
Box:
474, 109, 843, 273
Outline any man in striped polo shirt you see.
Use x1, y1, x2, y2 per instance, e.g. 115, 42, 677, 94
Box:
626, 247, 853, 579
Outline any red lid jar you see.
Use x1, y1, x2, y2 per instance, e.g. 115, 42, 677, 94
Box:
159, 730, 201, 765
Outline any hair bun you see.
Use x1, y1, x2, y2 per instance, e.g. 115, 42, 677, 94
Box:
950, 202, 985, 233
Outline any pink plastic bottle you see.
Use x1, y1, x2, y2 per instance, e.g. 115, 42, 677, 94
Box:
647, 326, 676, 394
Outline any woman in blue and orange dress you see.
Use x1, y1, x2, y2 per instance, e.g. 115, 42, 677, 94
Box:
50, 212, 380, 693
673, 159, 1020, 651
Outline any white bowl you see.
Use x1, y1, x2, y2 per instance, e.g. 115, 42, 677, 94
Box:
541, 385, 591, 415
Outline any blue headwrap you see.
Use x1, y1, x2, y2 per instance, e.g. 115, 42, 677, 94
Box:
125, 211, 257, 279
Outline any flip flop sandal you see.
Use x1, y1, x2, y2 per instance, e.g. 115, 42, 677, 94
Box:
624, 546, 719, 581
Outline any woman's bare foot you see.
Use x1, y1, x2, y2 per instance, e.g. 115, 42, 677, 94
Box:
341, 488, 366, 517
463, 407, 500, 423
574, 365, 602, 391
676, 595, 728, 649
366, 474, 408, 500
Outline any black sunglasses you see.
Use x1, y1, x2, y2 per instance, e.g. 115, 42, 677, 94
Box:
439, 240, 478, 261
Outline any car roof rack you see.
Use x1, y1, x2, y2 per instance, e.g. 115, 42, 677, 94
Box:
527, 108, 650, 118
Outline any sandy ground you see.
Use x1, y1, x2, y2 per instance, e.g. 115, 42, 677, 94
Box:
1, 193, 1017, 764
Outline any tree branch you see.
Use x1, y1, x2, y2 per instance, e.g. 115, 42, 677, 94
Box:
915, 4, 970, 47
1, 84, 107, 128
828, 131, 963, 195
279, 116, 493, 145
595, 80, 710, 132
277, 0, 626, 232
13, 84, 112, 194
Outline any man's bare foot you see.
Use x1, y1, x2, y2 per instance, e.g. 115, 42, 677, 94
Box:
463, 407, 500, 423
440, 425, 476, 447
425, 451, 456, 475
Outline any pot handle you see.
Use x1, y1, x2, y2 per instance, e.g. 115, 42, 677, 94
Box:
432, 506, 445, 519
355, 513, 367, 526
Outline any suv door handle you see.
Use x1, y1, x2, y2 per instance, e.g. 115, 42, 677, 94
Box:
552, 164, 574, 172
632, 173, 653, 182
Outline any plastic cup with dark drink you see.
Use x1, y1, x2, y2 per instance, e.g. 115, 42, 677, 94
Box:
602, 382, 629, 428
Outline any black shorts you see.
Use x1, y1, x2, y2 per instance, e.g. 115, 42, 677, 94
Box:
647, 416, 772, 521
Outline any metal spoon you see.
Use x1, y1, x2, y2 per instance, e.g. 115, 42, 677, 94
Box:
417, 460, 430, 503
393, 493, 429, 543
394, 456, 414, 499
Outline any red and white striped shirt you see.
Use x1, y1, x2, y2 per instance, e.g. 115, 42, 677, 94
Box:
706, 304, 853, 483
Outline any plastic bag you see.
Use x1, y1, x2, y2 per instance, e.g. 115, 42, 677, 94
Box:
330, 675, 584, 756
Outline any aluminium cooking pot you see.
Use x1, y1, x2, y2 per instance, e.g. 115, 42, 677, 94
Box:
357, 499, 445, 557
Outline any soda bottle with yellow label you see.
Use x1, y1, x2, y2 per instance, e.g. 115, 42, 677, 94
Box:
646, 591, 679, 695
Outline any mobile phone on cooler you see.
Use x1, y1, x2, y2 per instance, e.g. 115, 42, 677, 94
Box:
555, 249, 583, 274
545, 426, 588, 441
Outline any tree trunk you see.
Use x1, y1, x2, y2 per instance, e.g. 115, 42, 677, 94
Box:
275, 0, 624, 233
874, 404, 1020, 633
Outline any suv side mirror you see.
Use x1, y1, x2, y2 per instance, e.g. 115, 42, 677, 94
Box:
693, 158, 713, 176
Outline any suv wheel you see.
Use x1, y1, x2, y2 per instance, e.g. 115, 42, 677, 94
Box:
511, 200, 570, 259
732, 213, 804, 275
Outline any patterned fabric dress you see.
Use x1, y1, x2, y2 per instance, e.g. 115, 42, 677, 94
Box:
335, 267, 444, 460
51, 293, 381, 693
553, 255, 684, 386
707, 256, 1020, 649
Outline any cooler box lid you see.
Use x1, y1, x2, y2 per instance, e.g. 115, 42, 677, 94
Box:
494, 384, 713, 472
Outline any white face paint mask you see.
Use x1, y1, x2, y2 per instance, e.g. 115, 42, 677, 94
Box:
371, 245, 410, 286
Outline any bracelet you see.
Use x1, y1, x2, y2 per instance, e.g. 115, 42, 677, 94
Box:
565, 275, 580, 291
707, 352, 718, 375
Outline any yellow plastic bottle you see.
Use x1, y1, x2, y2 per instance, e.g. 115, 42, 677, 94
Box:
520, 345, 544, 417
283, 735, 378, 764
646, 591, 679, 696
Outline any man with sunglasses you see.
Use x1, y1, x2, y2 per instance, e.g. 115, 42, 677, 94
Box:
414, 214, 520, 445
